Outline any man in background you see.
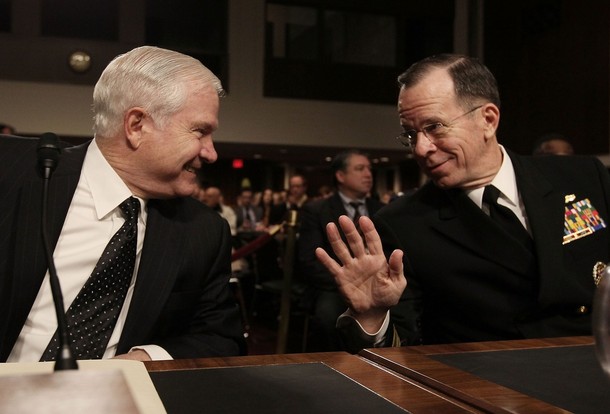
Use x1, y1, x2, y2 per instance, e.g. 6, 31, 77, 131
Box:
0, 123, 15, 134
299, 149, 384, 350
197, 184, 238, 237
274, 174, 309, 222
236, 187, 263, 232
286, 174, 309, 210
532, 133, 575, 156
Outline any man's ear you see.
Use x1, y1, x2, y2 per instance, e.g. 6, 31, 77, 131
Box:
124, 108, 147, 149
481, 103, 500, 140
336, 170, 345, 185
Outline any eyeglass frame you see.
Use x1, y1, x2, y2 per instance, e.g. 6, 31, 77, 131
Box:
395, 105, 484, 151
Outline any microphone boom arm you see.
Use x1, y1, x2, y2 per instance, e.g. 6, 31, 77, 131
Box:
38, 133, 77, 370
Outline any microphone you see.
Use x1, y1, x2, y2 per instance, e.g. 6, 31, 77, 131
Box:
37, 133, 77, 370
37, 132, 61, 179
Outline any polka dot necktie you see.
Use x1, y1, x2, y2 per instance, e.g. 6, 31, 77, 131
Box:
40, 197, 140, 361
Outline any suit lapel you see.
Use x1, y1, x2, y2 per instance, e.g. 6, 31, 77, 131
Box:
329, 193, 348, 220
7, 143, 86, 352
118, 200, 184, 352
510, 154, 566, 306
431, 188, 535, 274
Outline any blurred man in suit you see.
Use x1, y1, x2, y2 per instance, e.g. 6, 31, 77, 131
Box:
236, 187, 263, 232
0, 46, 245, 362
316, 54, 610, 352
286, 174, 309, 211
197, 184, 238, 237
299, 149, 384, 350
273, 174, 309, 221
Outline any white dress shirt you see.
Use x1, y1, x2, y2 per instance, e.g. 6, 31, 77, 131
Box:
337, 191, 369, 219
8, 139, 170, 361
465, 145, 531, 233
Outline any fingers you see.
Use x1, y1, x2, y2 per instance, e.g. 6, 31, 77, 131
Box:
358, 216, 384, 256
324, 220, 355, 265
388, 249, 406, 287
324, 215, 386, 261
337, 215, 367, 257
315, 247, 343, 275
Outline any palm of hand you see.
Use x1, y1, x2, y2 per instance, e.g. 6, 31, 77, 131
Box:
337, 250, 404, 314
315, 215, 406, 316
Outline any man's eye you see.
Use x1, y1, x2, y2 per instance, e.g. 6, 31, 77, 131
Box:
424, 123, 445, 134
194, 128, 210, 136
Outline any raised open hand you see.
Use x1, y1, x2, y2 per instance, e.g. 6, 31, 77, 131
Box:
315, 215, 405, 331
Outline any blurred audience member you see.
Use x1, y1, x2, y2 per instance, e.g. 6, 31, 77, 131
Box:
286, 174, 309, 210
532, 133, 575, 156
205, 186, 238, 236
258, 188, 286, 228
0, 123, 16, 135
316, 185, 334, 200
273, 174, 309, 227
272, 190, 285, 207
380, 190, 398, 204
236, 187, 263, 232
298, 149, 385, 351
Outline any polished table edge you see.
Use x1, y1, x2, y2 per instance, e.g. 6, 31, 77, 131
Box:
144, 351, 352, 371
359, 336, 594, 414
382, 336, 594, 356
144, 352, 490, 413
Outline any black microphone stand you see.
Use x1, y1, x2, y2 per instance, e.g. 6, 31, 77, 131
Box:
39, 138, 78, 371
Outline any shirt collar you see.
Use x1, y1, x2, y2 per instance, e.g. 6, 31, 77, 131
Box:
338, 191, 366, 206
83, 139, 143, 220
466, 145, 520, 208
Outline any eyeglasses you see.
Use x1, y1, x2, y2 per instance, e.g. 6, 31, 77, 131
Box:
396, 105, 483, 151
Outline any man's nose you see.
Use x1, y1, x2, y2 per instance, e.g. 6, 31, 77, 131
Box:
200, 136, 218, 163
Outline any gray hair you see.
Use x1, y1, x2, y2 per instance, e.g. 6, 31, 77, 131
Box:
93, 46, 224, 137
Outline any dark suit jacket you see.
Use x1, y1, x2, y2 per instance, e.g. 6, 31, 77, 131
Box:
0, 136, 245, 361
235, 204, 263, 230
299, 192, 385, 290
374, 150, 610, 345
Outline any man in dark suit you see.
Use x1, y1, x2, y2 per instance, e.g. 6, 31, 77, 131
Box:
270, 174, 310, 226
0, 46, 245, 362
299, 149, 384, 350
235, 187, 264, 232
316, 54, 610, 352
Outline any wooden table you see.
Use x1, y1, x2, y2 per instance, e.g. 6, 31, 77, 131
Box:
360, 336, 600, 414
145, 352, 490, 413
144, 337, 607, 413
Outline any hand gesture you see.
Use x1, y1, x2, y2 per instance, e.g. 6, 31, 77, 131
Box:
315, 215, 406, 331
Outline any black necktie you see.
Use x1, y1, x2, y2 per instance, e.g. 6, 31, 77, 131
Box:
243, 207, 254, 228
483, 185, 532, 249
349, 201, 363, 228
41, 197, 140, 361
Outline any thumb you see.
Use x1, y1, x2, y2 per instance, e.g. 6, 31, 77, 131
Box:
388, 249, 404, 280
